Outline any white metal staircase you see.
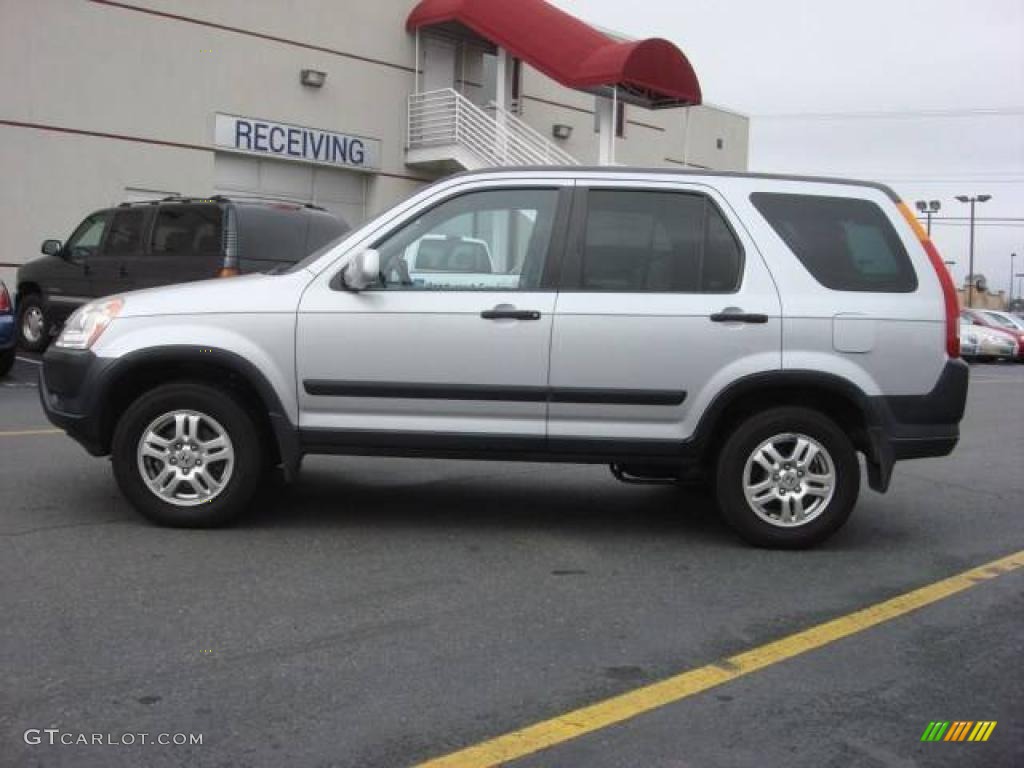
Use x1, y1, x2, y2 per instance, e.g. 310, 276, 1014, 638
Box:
407, 88, 579, 171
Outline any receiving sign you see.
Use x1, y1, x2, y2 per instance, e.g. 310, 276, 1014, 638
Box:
214, 113, 381, 171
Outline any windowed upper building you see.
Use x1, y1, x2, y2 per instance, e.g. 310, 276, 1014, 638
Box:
0, 0, 748, 281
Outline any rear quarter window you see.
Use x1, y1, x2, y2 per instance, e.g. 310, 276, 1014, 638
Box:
750, 192, 917, 292
235, 206, 348, 265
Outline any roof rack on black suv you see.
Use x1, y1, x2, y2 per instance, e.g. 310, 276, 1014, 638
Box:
15, 196, 349, 351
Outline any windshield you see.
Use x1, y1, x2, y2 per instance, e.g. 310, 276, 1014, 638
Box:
983, 311, 1024, 330
279, 233, 348, 274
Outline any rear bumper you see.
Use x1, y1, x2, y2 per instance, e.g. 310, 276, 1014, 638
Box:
863, 358, 968, 491
0, 314, 15, 348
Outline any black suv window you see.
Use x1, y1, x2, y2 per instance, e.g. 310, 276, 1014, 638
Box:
65, 212, 110, 258
153, 205, 223, 254
105, 209, 147, 256
577, 190, 743, 292
750, 193, 917, 292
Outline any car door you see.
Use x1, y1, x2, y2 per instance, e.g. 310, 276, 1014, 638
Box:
548, 182, 782, 451
45, 211, 110, 321
296, 180, 571, 451
91, 207, 152, 296
139, 203, 225, 289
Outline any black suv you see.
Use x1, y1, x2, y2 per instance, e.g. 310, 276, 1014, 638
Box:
15, 196, 348, 351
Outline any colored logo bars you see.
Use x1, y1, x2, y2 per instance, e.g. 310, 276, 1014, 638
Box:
921, 721, 997, 742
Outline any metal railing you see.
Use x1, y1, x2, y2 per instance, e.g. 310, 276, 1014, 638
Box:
408, 88, 579, 168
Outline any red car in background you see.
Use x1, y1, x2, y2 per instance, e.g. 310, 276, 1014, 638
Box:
961, 309, 1024, 362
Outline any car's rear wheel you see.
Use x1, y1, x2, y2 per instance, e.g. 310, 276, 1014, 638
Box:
112, 381, 264, 527
17, 294, 49, 352
715, 407, 859, 548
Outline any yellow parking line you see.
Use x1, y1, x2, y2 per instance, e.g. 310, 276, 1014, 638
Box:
0, 428, 63, 437
417, 549, 1024, 768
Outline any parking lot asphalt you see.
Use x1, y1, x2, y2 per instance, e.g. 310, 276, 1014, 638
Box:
1, 355, 1021, 768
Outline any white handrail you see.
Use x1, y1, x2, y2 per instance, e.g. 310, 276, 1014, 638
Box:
408, 88, 579, 168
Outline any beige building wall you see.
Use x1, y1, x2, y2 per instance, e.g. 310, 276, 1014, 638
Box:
0, 0, 749, 288
957, 287, 1008, 310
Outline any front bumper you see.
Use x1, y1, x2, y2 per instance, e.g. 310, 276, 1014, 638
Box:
39, 347, 114, 455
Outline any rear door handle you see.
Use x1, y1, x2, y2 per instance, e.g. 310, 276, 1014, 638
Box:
481, 307, 541, 321
710, 311, 769, 324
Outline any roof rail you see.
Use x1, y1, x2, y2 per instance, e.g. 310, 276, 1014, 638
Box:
116, 194, 328, 211
210, 193, 328, 211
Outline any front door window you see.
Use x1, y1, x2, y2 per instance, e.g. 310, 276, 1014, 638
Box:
371, 188, 559, 292
65, 212, 110, 261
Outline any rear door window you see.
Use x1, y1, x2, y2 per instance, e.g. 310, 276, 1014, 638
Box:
104, 209, 148, 256
750, 193, 917, 292
152, 205, 223, 254
571, 189, 743, 293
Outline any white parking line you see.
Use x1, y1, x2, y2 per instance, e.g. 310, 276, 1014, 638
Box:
16, 356, 41, 365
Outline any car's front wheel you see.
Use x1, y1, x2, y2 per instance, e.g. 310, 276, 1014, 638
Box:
715, 407, 860, 548
112, 381, 264, 527
17, 294, 50, 352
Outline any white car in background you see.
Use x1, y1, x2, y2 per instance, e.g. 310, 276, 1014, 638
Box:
964, 323, 1019, 362
959, 321, 981, 359
401, 235, 519, 290
978, 309, 1024, 333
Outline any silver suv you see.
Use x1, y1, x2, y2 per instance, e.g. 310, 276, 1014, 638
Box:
39, 169, 968, 548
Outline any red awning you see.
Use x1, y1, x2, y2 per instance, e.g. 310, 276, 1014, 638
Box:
406, 0, 701, 109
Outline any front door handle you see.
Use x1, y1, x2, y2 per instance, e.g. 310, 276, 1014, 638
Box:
710, 310, 769, 324
481, 307, 541, 321
119, 264, 127, 277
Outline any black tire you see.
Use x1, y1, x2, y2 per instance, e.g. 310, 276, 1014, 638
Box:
16, 293, 50, 353
715, 407, 859, 549
111, 381, 264, 527
0, 346, 14, 377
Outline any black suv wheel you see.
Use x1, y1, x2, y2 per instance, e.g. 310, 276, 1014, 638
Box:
112, 381, 264, 527
715, 407, 860, 548
17, 294, 50, 352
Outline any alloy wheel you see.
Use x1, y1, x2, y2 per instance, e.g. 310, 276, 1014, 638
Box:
742, 432, 836, 527
136, 410, 235, 507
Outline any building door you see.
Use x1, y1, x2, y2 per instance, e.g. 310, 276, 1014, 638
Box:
422, 35, 457, 92
213, 153, 365, 227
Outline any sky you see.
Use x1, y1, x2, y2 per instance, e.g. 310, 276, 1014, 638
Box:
554, 0, 1024, 298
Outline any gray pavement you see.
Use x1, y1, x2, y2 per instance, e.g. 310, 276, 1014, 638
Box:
0, 356, 1021, 767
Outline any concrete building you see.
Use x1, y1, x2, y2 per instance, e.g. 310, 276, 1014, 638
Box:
0, 0, 749, 284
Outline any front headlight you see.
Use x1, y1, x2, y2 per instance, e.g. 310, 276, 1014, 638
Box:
55, 298, 124, 350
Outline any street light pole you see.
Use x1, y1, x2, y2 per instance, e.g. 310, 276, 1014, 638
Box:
955, 194, 991, 308
915, 199, 941, 236
1011, 253, 1017, 305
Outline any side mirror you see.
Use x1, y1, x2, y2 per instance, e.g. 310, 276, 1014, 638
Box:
341, 249, 380, 292
41, 239, 63, 257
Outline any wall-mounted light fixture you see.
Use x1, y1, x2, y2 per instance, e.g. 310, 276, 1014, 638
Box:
300, 69, 327, 88
552, 124, 573, 140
